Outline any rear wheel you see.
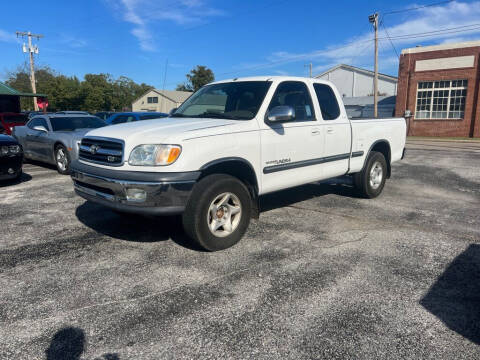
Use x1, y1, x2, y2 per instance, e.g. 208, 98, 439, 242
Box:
182, 174, 252, 251
353, 151, 387, 198
55, 145, 70, 175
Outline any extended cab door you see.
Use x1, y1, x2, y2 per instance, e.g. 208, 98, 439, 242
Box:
260, 80, 325, 194
312, 83, 352, 179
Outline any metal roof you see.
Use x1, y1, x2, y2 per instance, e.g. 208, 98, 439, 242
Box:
315, 64, 398, 82
0, 81, 47, 97
343, 95, 396, 106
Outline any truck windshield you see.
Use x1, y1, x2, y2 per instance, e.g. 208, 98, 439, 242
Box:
172, 81, 272, 120
50, 117, 106, 131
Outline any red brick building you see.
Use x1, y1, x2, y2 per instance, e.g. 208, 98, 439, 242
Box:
395, 40, 480, 138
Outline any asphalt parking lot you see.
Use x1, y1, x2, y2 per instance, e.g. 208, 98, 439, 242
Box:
1, 142, 479, 359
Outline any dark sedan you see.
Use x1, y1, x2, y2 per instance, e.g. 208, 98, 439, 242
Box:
0, 134, 23, 181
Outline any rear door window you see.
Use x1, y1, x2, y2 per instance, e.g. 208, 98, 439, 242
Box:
313, 83, 341, 120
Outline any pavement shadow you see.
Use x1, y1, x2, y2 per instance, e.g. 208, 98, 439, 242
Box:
45, 326, 119, 360
75, 201, 204, 251
420, 244, 480, 345
25, 159, 58, 172
260, 177, 360, 213
0, 172, 32, 187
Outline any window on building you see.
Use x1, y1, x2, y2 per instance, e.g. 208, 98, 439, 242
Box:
415, 80, 467, 119
147, 97, 158, 104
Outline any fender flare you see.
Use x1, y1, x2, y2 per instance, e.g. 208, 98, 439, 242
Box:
362, 139, 392, 177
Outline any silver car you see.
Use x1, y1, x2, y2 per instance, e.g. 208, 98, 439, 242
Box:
12, 114, 106, 174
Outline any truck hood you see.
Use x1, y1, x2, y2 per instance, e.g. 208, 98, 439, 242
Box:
84, 117, 237, 144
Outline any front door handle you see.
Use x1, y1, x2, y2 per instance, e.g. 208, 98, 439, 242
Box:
311, 128, 320, 136
326, 127, 334, 134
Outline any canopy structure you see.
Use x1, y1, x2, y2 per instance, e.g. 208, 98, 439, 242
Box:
0, 81, 47, 98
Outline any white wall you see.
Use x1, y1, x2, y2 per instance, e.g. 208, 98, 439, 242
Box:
319, 67, 397, 97
132, 90, 179, 113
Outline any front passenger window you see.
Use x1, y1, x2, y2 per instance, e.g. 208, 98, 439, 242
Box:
268, 81, 314, 121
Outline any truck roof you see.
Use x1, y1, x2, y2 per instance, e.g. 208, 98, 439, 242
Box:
210, 76, 332, 85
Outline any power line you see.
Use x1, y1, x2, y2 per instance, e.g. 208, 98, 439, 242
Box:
383, 0, 455, 16
160, 21, 480, 86
381, 23, 480, 40
379, 19, 399, 58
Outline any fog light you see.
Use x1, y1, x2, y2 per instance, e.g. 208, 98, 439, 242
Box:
7, 168, 14, 174
126, 188, 147, 202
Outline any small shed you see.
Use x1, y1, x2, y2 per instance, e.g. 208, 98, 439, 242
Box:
0, 81, 47, 112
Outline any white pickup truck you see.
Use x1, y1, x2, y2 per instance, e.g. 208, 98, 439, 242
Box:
71, 76, 406, 251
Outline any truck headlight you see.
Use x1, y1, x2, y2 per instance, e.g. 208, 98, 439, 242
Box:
128, 144, 182, 166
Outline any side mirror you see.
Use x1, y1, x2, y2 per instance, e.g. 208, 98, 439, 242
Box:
33, 125, 48, 133
267, 106, 295, 122
169, 108, 178, 116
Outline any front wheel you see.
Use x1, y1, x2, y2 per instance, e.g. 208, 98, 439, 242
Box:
55, 145, 71, 175
182, 174, 252, 251
353, 151, 387, 198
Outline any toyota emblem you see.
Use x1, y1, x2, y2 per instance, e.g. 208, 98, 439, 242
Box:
89, 144, 100, 154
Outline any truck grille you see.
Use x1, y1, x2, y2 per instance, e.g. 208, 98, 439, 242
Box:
79, 137, 124, 166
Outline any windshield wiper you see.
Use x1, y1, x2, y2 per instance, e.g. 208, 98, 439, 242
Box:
170, 113, 187, 118
197, 112, 240, 120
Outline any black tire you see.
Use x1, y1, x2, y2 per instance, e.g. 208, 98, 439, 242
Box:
182, 174, 252, 251
353, 151, 387, 198
15, 169, 22, 181
54, 144, 71, 175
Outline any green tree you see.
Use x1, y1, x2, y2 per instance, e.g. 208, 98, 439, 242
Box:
176, 65, 214, 92
4, 64, 155, 112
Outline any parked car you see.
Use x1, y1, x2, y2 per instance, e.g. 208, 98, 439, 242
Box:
95, 111, 115, 121
71, 76, 406, 251
13, 114, 106, 174
25, 111, 52, 120
105, 112, 168, 125
55, 111, 90, 115
0, 134, 23, 181
0, 113, 28, 135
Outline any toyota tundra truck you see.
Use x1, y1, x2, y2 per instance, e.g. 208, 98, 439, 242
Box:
71, 76, 406, 251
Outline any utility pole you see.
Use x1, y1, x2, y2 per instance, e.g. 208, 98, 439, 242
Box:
369, 13, 379, 118
304, 63, 313, 78
16, 31, 43, 111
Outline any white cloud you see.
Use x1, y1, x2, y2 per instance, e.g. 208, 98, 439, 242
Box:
0, 29, 18, 43
110, 0, 225, 51
243, 1, 480, 76
60, 35, 87, 48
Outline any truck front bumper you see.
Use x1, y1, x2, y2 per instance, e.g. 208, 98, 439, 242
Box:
70, 161, 201, 215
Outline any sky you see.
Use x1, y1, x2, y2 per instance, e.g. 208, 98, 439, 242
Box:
1, 0, 480, 90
